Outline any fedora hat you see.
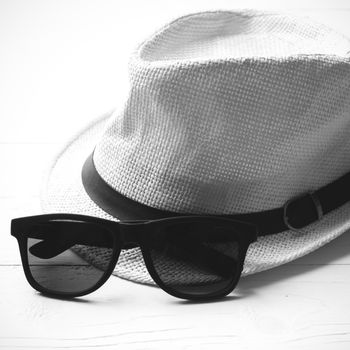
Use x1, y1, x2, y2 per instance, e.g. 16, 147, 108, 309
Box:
41, 10, 350, 285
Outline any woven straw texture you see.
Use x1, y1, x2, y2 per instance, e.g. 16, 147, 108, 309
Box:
42, 10, 350, 285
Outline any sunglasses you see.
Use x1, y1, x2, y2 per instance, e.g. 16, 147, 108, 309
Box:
11, 213, 257, 300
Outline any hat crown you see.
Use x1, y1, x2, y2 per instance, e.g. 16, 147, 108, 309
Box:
94, 11, 350, 214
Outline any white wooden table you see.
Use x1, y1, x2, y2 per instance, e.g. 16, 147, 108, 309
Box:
1, 1, 350, 349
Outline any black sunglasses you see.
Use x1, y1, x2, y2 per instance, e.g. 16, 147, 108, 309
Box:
11, 213, 257, 300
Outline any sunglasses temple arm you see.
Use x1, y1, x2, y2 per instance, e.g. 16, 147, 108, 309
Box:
28, 228, 114, 259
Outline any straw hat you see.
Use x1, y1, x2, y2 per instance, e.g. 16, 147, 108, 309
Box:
41, 10, 350, 285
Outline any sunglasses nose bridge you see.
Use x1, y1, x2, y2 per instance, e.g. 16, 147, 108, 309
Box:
119, 222, 146, 247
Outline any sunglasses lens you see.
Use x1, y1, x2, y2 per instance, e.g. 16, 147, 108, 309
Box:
147, 221, 245, 298
25, 220, 117, 295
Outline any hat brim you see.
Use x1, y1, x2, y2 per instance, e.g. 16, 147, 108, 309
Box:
41, 110, 350, 285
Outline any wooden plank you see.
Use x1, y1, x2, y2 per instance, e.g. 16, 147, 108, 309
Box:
1, 264, 350, 349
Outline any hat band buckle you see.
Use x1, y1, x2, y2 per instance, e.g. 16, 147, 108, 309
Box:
283, 191, 324, 235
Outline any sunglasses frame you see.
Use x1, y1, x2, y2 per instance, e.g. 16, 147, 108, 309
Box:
11, 213, 257, 301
